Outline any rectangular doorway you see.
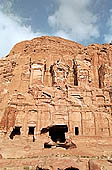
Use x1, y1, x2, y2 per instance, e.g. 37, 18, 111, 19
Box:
75, 127, 79, 135
28, 127, 35, 135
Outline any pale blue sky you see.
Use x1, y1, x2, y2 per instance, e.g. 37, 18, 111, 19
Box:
0, 0, 112, 57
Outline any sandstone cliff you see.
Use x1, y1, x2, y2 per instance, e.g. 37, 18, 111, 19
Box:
0, 36, 112, 170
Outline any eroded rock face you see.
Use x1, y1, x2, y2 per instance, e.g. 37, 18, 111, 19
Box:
0, 36, 111, 136
0, 36, 112, 169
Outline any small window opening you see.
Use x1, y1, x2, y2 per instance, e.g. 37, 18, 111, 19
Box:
28, 127, 35, 135
75, 127, 79, 135
49, 125, 68, 143
9, 126, 21, 139
65, 167, 79, 170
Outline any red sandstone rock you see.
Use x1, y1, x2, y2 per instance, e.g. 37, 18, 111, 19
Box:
0, 36, 112, 169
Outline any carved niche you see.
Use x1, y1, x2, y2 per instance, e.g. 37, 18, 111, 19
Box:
30, 63, 45, 86
50, 61, 69, 86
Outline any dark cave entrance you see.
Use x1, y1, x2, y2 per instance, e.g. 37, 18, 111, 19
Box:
49, 125, 68, 143
64, 167, 79, 170
9, 126, 21, 139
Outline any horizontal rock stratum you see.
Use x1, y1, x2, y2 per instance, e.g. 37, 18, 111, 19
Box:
0, 36, 112, 170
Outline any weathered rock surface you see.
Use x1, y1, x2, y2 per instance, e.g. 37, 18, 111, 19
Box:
0, 36, 112, 170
